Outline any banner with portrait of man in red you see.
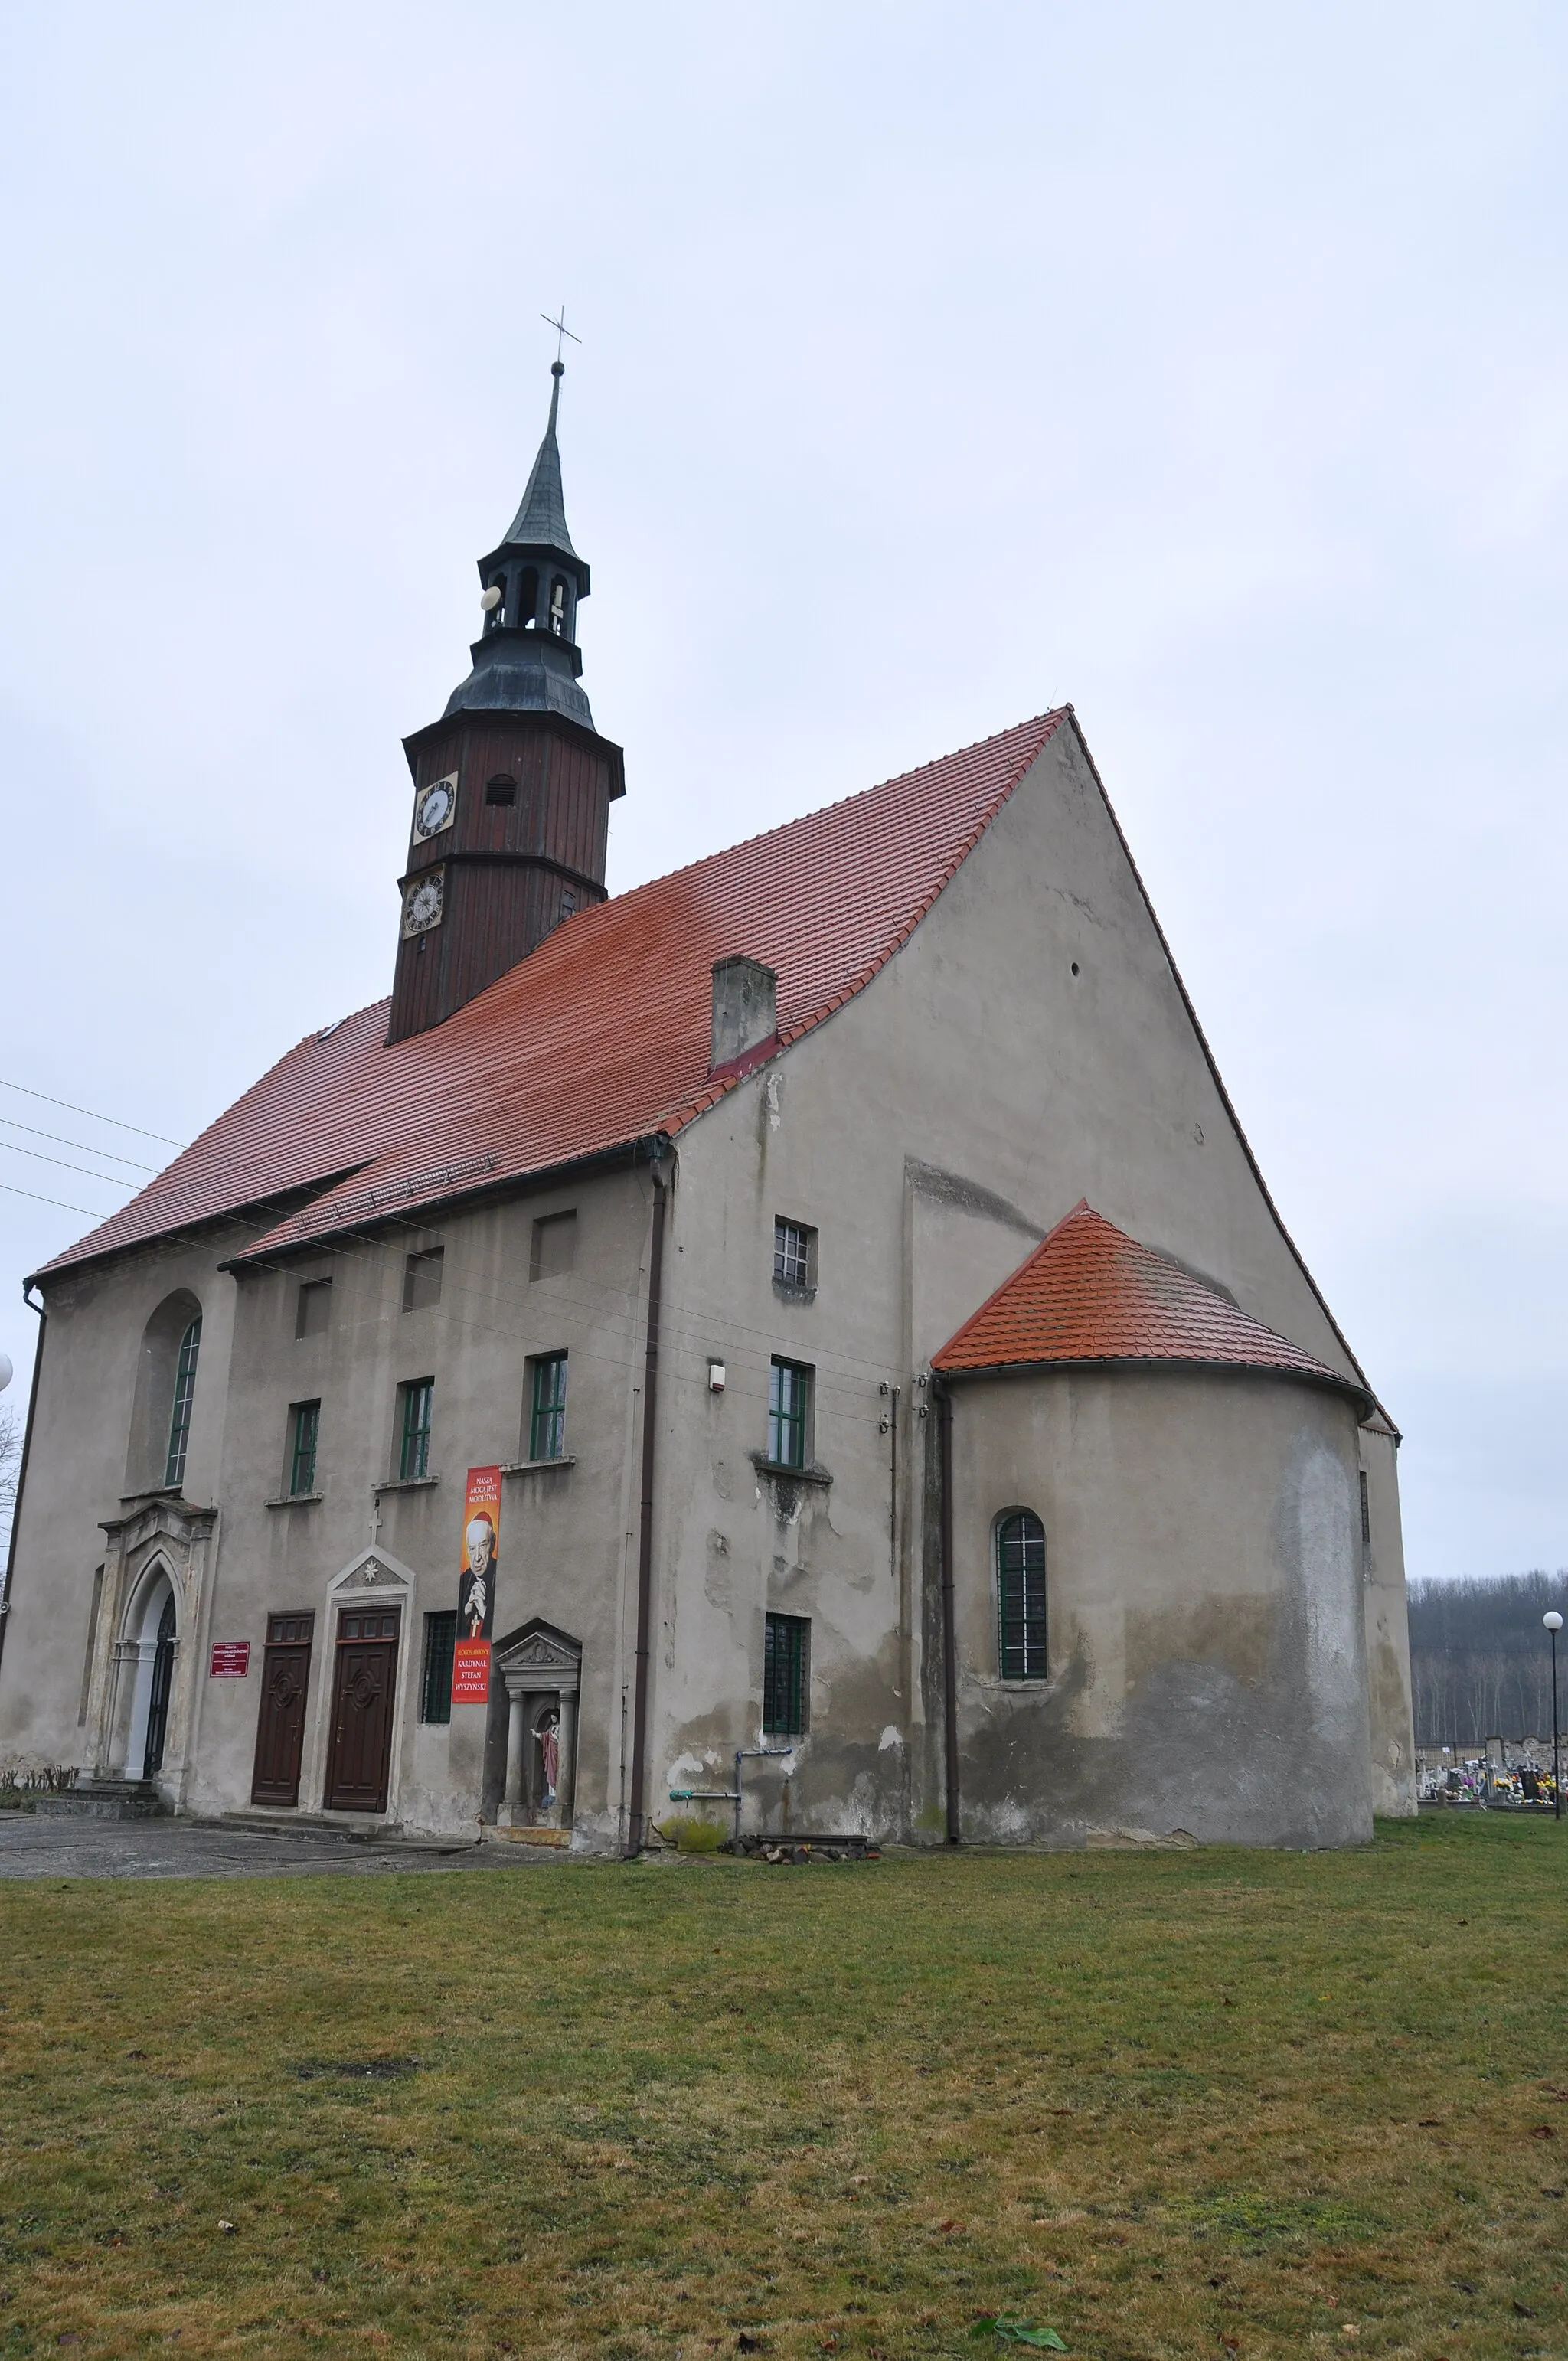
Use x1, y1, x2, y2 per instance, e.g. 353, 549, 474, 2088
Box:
452, 1465, 501, 1706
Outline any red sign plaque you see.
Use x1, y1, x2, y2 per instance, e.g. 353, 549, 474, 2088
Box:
452, 1638, 492, 1706
209, 1641, 250, 1679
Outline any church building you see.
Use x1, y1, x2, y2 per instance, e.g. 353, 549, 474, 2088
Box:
0, 364, 1416, 1850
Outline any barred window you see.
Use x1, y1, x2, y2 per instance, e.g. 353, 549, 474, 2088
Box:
773, 1217, 815, 1291
767, 1358, 812, 1469
763, 1612, 809, 1737
997, 1510, 1047, 1680
529, 1353, 568, 1461
164, 1316, 202, 1488
398, 1378, 434, 1481
287, 1399, 320, 1497
420, 1611, 457, 1725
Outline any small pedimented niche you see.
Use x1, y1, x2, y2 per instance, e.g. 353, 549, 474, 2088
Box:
495, 1617, 581, 1694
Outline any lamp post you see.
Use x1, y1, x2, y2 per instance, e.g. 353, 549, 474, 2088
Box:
1545, 1612, 1563, 1821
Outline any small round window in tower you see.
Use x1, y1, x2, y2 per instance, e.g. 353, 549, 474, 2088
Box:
1070, 961, 1080, 977
485, 774, 517, 807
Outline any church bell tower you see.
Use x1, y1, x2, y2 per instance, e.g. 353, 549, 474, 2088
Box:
387, 360, 625, 1043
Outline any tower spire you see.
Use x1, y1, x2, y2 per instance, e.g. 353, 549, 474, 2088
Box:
499, 361, 580, 563
386, 348, 624, 1044
440, 361, 593, 728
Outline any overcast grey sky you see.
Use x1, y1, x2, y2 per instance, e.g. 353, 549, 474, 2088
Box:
1, 3, 1563, 1582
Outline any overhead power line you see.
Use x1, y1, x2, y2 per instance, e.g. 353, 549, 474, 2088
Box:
0, 1180, 113, 1220
0, 1078, 188, 1150
0, 1117, 160, 1173
0, 1141, 144, 1191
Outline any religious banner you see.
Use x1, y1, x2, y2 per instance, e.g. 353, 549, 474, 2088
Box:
451, 1464, 501, 1706
208, 1641, 250, 1679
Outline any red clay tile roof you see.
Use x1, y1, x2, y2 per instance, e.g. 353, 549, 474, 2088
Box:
933, 1200, 1365, 1403
36, 711, 1065, 1278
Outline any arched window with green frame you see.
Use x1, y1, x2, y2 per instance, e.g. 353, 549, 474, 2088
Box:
164, 1317, 202, 1488
996, 1509, 1047, 1680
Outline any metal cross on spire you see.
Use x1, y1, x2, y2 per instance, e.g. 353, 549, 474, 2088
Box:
540, 305, 582, 364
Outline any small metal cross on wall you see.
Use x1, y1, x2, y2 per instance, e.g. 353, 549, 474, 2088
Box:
541, 305, 582, 363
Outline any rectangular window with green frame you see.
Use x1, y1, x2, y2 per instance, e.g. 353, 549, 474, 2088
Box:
397, 1377, 434, 1481
763, 1612, 809, 1737
286, 1399, 320, 1496
528, 1352, 568, 1461
767, 1357, 812, 1469
420, 1610, 457, 1724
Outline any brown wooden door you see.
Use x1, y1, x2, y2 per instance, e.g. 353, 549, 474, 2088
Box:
325, 1608, 401, 1813
250, 1613, 315, 1806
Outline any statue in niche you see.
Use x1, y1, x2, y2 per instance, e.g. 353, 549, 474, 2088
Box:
534, 1707, 561, 1807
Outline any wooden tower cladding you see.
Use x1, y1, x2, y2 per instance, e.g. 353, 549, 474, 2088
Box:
387, 711, 626, 1043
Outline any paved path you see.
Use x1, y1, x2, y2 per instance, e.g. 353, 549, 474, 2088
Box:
0, 1814, 552, 1879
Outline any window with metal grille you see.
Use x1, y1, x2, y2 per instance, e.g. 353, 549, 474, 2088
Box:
403, 1246, 444, 1311
997, 1510, 1047, 1680
767, 1358, 812, 1469
773, 1216, 815, 1292
420, 1611, 457, 1725
1359, 1469, 1371, 1549
763, 1612, 809, 1737
164, 1316, 202, 1487
398, 1378, 434, 1481
529, 1353, 568, 1461
295, 1277, 332, 1338
287, 1400, 320, 1496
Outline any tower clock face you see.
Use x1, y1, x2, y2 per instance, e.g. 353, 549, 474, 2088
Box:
402, 870, 445, 938
413, 773, 458, 841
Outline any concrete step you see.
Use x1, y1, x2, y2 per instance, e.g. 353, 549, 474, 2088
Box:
34, 1781, 167, 1821
213, 1811, 474, 1852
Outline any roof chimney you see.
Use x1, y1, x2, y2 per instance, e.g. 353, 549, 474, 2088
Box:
710, 956, 777, 1073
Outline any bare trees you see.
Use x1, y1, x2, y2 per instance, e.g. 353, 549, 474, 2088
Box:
0, 1402, 20, 1570
1409, 1572, 1566, 1744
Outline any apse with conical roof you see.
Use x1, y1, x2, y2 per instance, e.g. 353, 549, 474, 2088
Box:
387, 359, 625, 1044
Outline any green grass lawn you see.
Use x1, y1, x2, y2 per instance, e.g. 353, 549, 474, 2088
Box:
0, 1813, 1563, 2359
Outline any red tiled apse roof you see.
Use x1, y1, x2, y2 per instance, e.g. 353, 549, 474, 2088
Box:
38, 712, 1066, 1278
933, 1201, 1365, 1403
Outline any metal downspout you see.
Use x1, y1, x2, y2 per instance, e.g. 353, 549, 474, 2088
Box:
626, 1165, 668, 1855
0, 1285, 46, 1682
936, 1376, 960, 1845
